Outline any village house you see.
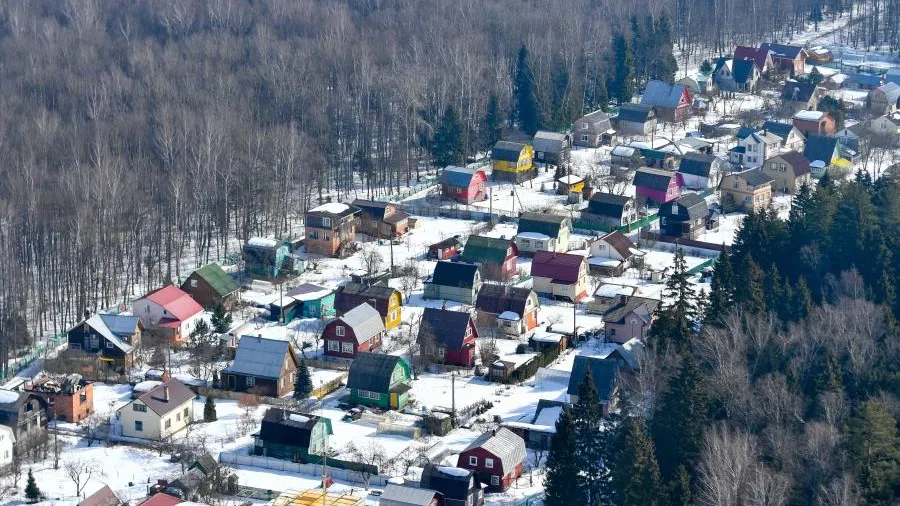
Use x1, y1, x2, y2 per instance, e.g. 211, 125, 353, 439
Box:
418, 308, 478, 367
456, 428, 526, 493
0, 390, 46, 437
677, 152, 724, 190
515, 212, 571, 255
460, 236, 518, 282
0, 425, 13, 468
118, 380, 193, 441
501, 399, 565, 450
793, 110, 836, 136
284, 283, 335, 319
532, 131, 571, 169
615, 103, 657, 135
729, 129, 783, 169
803, 134, 842, 177
25, 375, 93, 423
759, 43, 807, 74
781, 80, 820, 115
761, 121, 806, 151
556, 174, 585, 196
221, 335, 299, 397
869, 112, 900, 145
584, 193, 638, 229
78, 485, 125, 506
835, 122, 870, 152
67, 313, 143, 371
428, 236, 464, 261
572, 110, 614, 147
636, 146, 677, 170
588, 231, 638, 276
712, 58, 761, 92
675, 136, 715, 155
322, 303, 386, 359
733, 46, 775, 75
420, 464, 484, 506
867, 82, 900, 114
474, 285, 539, 338
351, 199, 410, 239
423, 261, 483, 305
845, 72, 883, 90
252, 408, 332, 462
677, 72, 715, 95
133, 285, 204, 343
640, 80, 692, 122
720, 168, 774, 212
887, 68, 900, 86
304, 202, 360, 258
658, 193, 711, 239
609, 145, 642, 169
243, 237, 290, 279
633, 167, 683, 207
346, 352, 412, 410
380, 484, 443, 506
180, 263, 239, 310
335, 281, 403, 330
762, 150, 813, 194
440, 166, 488, 204
530, 251, 589, 302
491, 141, 535, 183
567, 356, 619, 415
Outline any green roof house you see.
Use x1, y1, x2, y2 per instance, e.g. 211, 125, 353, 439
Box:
181, 263, 240, 310
347, 352, 412, 410
460, 235, 519, 282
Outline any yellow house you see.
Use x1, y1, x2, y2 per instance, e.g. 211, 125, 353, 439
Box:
491, 141, 535, 183
385, 290, 402, 330
556, 175, 585, 195
117, 379, 195, 441
719, 168, 775, 213
335, 282, 403, 331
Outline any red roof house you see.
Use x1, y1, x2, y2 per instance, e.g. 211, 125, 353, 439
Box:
322, 303, 386, 359
734, 46, 774, 74
530, 251, 589, 302
441, 166, 488, 204
457, 428, 526, 492
132, 285, 204, 343
136, 493, 182, 506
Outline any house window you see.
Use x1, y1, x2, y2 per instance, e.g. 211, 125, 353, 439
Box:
133, 404, 147, 412
184, 407, 190, 420
336, 325, 345, 337
581, 122, 589, 130
165, 418, 171, 429
323, 232, 329, 241
469, 456, 478, 466
177, 413, 181, 421
280, 378, 284, 388
341, 342, 354, 354
733, 181, 739, 189
485, 458, 494, 469
308, 230, 318, 239
105, 341, 113, 349
134, 421, 143, 432
581, 135, 588, 142
322, 217, 331, 227
190, 279, 198, 288
437, 347, 446, 358
521, 239, 531, 247
610, 328, 616, 336
246, 376, 256, 387
491, 475, 500, 486
328, 340, 339, 352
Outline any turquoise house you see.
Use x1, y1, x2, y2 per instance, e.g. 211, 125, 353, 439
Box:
286, 283, 336, 319
347, 352, 412, 410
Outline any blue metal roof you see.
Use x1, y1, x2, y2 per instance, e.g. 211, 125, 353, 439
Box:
98, 314, 141, 337
440, 166, 478, 187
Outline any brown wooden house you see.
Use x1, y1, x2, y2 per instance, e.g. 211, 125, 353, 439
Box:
305, 203, 360, 258
221, 335, 299, 397
351, 199, 410, 239
180, 263, 240, 310
322, 303, 386, 359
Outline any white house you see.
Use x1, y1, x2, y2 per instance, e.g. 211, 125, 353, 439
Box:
730, 130, 782, 168
869, 113, 900, 146
132, 285, 205, 342
0, 425, 14, 467
587, 231, 638, 276
677, 153, 725, 190
118, 379, 195, 441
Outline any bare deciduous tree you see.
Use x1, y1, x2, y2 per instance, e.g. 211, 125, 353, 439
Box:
63, 458, 103, 497
697, 424, 757, 506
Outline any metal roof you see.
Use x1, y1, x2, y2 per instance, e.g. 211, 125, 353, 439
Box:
461, 235, 514, 265
131, 379, 195, 416
460, 428, 526, 475
440, 166, 481, 187
616, 103, 654, 123
85, 314, 133, 353
633, 167, 677, 192
346, 352, 407, 392
678, 153, 717, 177
222, 336, 292, 379
380, 484, 441, 506
567, 356, 620, 401
492, 141, 527, 162
418, 308, 474, 350
189, 263, 239, 298
531, 251, 586, 283
97, 313, 141, 338
641, 80, 687, 109
429, 261, 480, 289
336, 303, 385, 343
532, 131, 568, 153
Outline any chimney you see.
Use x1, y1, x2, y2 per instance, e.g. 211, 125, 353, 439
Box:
620, 295, 629, 305
162, 385, 169, 402
492, 429, 497, 437
257, 333, 262, 342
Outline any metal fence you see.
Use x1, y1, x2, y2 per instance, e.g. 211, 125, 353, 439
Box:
1, 333, 68, 383
219, 452, 389, 488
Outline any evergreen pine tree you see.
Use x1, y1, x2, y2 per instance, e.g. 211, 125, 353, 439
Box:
572, 369, 608, 505
736, 255, 766, 314
514, 45, 539, 135
811, 349, 843, 397
846, 401, 900, 504
25, 469, 41, 503
667, 465, 693, 506
610, 417, 662, 506
705, 252, 735, 325
699, 59, 712, 75
651, 356, 708, 480
294, 360, 314, 400
764, 264, 784, 314
544, 406, 586, 506
481, 93, 503, 151
211, 303, 233, 334
431, 104, 465, 167
652, 12, 678, 81
630, 16, 645, 81
656, 247, 697, 350
791, 277, 814, 320
203, 395, 218, 422
808, 66, 824, 86
612, 33, 635, 104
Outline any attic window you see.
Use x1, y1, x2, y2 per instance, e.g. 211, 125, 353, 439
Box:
671, 203, 679, 214
190, 279, 198, 288
336, 325, 345, 337
581, 122, 589, 130
322, 217, 331, 227
469, 456, 478, 466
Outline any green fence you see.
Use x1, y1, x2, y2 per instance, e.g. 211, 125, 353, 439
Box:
687, 257, 717, 275
0, 333, 67, 383
573, 213, 658, 234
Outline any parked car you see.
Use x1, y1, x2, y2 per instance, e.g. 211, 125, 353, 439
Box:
343, 408, 363, 422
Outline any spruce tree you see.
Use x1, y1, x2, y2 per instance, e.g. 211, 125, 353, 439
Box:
846, 401, 900, 504
652, 12, 678, 81
705, 252, 735, 325
25, 469, 41, 503
651, 356, 708, 480
294, 360, 314, 400
481, 93, 503, 151
735, 255, 766, 314
699, 59, 712, 75
211, 303, 233, 333
612, 33, 635, 104
431, 104, 465, 167
791, 277, 814, 320
610, 417, 662, 506
514, 45, 539, 135
544, 406, 585, 506
203, 395, 218, 422
655, 248, 697, 350
667, 465, 693, 506
764, 264, 784, 314
572, 369, 608, 505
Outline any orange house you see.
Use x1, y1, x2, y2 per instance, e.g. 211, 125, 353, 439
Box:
26, 376, 94, 423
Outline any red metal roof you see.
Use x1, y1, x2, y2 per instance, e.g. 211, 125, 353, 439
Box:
530, 251, 585, 283
143, 285, 203, 321
137, 493, 182, 506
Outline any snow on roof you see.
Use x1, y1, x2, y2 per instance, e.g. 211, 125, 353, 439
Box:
133, 381, 162, 393
289, 414, 311, 423
517, 232, 550, 240
437, 465, 471, 478
594, 284, 636, 298
588, 258, 623, 267
557, 174, 584, 185
495, 352, 539, 368
794, 110, 825, 121
310, 202, 350, 214
247, 237, 278, 248
497, 311, 520, 321
533, 406, 562, 427
85, 314, 134, 354
0, 390, 20, 403
611, 145, 635, 157
531, 331, 564, 343
810, 160, 827, 168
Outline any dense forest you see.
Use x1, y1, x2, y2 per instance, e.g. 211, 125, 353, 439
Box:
544, 170, 900, 505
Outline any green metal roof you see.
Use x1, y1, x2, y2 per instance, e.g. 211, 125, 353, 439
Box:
192, 263, 240, 297
461, 235, 512, 265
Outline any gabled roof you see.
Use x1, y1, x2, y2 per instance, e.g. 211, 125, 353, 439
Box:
633, 167, 677, 192
532, 131, 569, 153
351, 199, 392, 220
794, 110, 826, 122
308, 202, 359, 218
781, 80, 818, 102
78, 484, 121, 506
440, 166, 481, 187
189, 263, 240, 298
641, 80, 688, 109
616, 103, 654, 123
418, 308, 474, 350
492, 141, 527, 162
286, 283, 333, 302
734, 46, 771, 70
136, 493, 182, 506
430, 236, 464, 251
98, 313, 141, 337
420, 464, 479, 501
518, 212, 568, 238
874, 82, 900, 104
661, 193, 708, 220
597, 231, 636, 259
339, 282, 399, 304
336, 303, 385, 343
130, 379, 194, 416
531, 251, 585, 283
760, 42, 805, 59
600, 295, 660, 325
734, 168, 775, 187
258, 408, 329, 447
761, 121, 799, 141
567, 356, 620, 401
346, 352, 406, 392
461, 427, 526, 473
847, 72, 882, 87
731, 59, 759, 84
678, 152, 717, 177
141, 285, 204, 322
803, 134, 840, 164
429, 261, 480, 289
380, 484, 441, 506
84, 314, 133, 353
576, 110, 612, 129
461, 235, 515, 265
587, 192, 633, 218
772, 150, 812, 176
745, 130, 784, 146
475, 285, 535, 316
222, 336, 293, 379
